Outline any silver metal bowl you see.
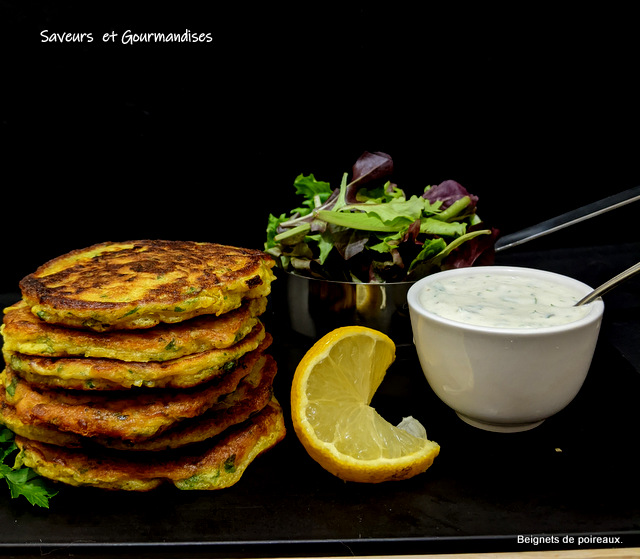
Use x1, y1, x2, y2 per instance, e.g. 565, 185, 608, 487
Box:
276, 270, 415, 346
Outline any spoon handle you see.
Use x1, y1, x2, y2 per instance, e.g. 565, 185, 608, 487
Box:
495, 186, 640, 253
576, 261, 640, 306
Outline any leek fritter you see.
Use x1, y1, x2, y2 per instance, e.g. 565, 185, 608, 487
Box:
5, 323, 267, 390
14, 399, 286, 491
2, 338, 271, 442
0, 353, 277, 451
19, 240, 276, 331
1, 297, 267, 362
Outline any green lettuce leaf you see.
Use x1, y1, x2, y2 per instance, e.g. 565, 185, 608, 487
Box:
264, 152, 497, 282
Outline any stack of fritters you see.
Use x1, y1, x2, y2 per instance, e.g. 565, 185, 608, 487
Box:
0, 240, 285, 491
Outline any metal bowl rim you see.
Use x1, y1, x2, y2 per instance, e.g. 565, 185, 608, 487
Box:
281, 269, 417, 287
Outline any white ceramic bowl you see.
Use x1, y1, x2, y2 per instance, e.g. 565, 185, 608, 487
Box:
407, 266, 605, 432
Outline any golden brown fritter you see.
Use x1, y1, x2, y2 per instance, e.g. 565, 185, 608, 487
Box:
0, 353, 277, 451
0, 239, 286, 493
1, 296, 267, 362
19, 240, 276, 331
4, 323, 267, 390
2, 337, 272, 442
14, 399, 286, 491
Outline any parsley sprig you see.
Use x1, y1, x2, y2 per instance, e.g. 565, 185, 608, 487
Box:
0, 428, 58, 508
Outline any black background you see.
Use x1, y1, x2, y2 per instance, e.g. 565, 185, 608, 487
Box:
2, 3, 639, 292
1, 5, 640, 555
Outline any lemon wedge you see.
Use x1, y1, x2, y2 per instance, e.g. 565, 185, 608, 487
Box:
291, 326, 440, 483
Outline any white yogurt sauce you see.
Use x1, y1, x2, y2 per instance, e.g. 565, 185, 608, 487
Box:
418, 273, 592, 328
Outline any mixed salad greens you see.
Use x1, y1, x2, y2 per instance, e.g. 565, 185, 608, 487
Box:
265, 151, 498, 283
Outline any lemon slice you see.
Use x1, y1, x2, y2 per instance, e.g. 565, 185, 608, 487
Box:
291, 326, 440, 483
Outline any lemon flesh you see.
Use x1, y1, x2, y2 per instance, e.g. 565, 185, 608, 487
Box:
291, 326, 440, 483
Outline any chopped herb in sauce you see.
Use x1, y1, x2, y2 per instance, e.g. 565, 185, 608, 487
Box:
419, 273, 591, 328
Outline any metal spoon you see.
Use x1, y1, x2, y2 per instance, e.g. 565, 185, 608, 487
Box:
575, 261, 640, 306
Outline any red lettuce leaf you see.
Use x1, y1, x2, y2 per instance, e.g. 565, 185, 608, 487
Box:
423, 179, 479, 211
346, 151, 394, 203
442, 225, 500, 269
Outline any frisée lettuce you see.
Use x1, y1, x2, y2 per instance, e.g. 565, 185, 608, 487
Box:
265, 151, 498, 283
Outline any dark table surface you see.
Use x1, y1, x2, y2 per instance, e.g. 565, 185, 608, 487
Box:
0, 241, 639, 558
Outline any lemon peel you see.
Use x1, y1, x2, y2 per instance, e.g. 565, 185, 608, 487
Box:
291, 326, 440, 483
